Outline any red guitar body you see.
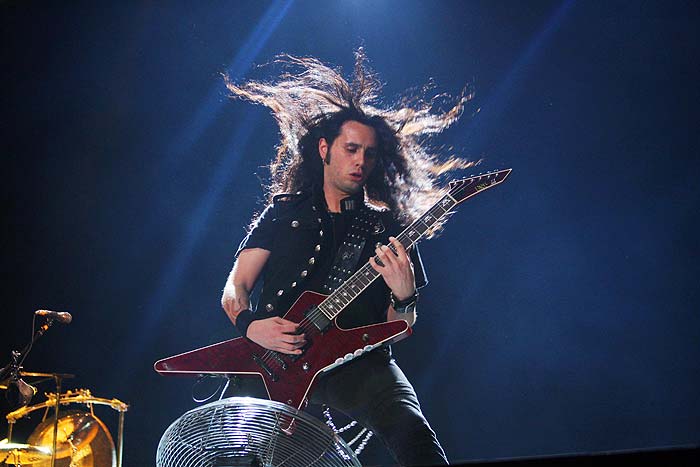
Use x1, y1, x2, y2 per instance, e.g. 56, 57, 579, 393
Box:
154, 291, 411, 410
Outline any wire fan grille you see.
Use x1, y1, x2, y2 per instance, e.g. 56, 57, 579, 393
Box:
157, 397, 361, 467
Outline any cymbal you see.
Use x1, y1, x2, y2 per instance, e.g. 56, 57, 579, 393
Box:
26, 409, 117, 466
0, 372, 74, 390
27, 412, 99, 459
0, 442, 52, 464
18, 372, 75, 379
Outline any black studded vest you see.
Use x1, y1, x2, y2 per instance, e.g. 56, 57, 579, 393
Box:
248, 189, 402, 329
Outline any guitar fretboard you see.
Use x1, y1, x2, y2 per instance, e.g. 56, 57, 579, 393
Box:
316, 194, 457, 320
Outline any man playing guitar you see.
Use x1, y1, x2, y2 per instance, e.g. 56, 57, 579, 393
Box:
218, 50, 473, 466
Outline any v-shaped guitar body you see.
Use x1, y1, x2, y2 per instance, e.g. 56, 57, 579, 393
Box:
154, 291, 411, 410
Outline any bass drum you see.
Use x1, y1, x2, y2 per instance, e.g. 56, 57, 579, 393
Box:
26, 410, 116, 467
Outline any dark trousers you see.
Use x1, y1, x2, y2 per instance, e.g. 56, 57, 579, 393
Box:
311, 350, 448, 466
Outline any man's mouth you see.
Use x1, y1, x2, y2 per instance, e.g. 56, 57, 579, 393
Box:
349, 172, 363, 181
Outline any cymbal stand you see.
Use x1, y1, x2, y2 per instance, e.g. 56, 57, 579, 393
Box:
117, 408, 125, 467
49, 374, 62, 467
2, 351, 22, 443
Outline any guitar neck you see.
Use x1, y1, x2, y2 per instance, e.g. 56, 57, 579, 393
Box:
316, 169, 511, 321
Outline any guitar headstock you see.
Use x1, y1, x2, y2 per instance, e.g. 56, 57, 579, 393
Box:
448, 168, 512, 205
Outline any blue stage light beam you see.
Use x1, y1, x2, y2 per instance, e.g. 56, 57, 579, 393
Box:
166, 0, 294, 164
463, 0, 576, 153
122, 2, 293, 362
418, 0, 577, 391
127, 110, 263, 364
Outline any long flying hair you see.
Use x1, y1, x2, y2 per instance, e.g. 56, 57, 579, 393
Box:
225, 49, 477, 223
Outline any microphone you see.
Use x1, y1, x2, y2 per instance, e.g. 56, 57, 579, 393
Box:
35, 309, 72, 324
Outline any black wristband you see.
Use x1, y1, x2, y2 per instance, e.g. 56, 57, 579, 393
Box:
234, 308, 255, 337
391, 290, 418, 312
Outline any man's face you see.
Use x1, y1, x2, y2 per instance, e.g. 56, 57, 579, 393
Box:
319, 120, 378, 198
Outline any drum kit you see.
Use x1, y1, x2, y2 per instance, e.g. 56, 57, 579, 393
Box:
3, 310, 363, 467
1, 381, 127, 467
1, 313, 128, 467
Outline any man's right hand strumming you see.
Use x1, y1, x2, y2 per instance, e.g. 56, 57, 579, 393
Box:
246, 317, 307, 355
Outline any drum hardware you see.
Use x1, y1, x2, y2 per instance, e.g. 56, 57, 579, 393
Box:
1, 312, 74, 467
2, 312, 127, 467
6, 389, 128, 467
1, 354, 40, 411
0, 310, 70, 407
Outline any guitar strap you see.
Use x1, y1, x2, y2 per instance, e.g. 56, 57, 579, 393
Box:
321, 207, 384, 293
318, 204, 385, 452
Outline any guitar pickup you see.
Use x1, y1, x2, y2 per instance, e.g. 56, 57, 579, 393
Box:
304, 306, 331, 332
251, 353, 278, 381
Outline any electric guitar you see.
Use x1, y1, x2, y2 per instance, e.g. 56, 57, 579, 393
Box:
154, 168, 511, 411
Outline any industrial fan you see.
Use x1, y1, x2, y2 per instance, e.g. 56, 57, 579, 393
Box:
157, 397, 361, 467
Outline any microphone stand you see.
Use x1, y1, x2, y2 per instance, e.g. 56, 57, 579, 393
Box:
0, 318, 56, 383
0, 317, 58, 460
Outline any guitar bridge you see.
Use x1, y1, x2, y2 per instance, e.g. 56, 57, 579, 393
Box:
270, 352, 288, 370
251, 353, 278, 381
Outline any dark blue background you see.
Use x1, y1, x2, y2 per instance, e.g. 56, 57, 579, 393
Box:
2, 1, 698, 465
